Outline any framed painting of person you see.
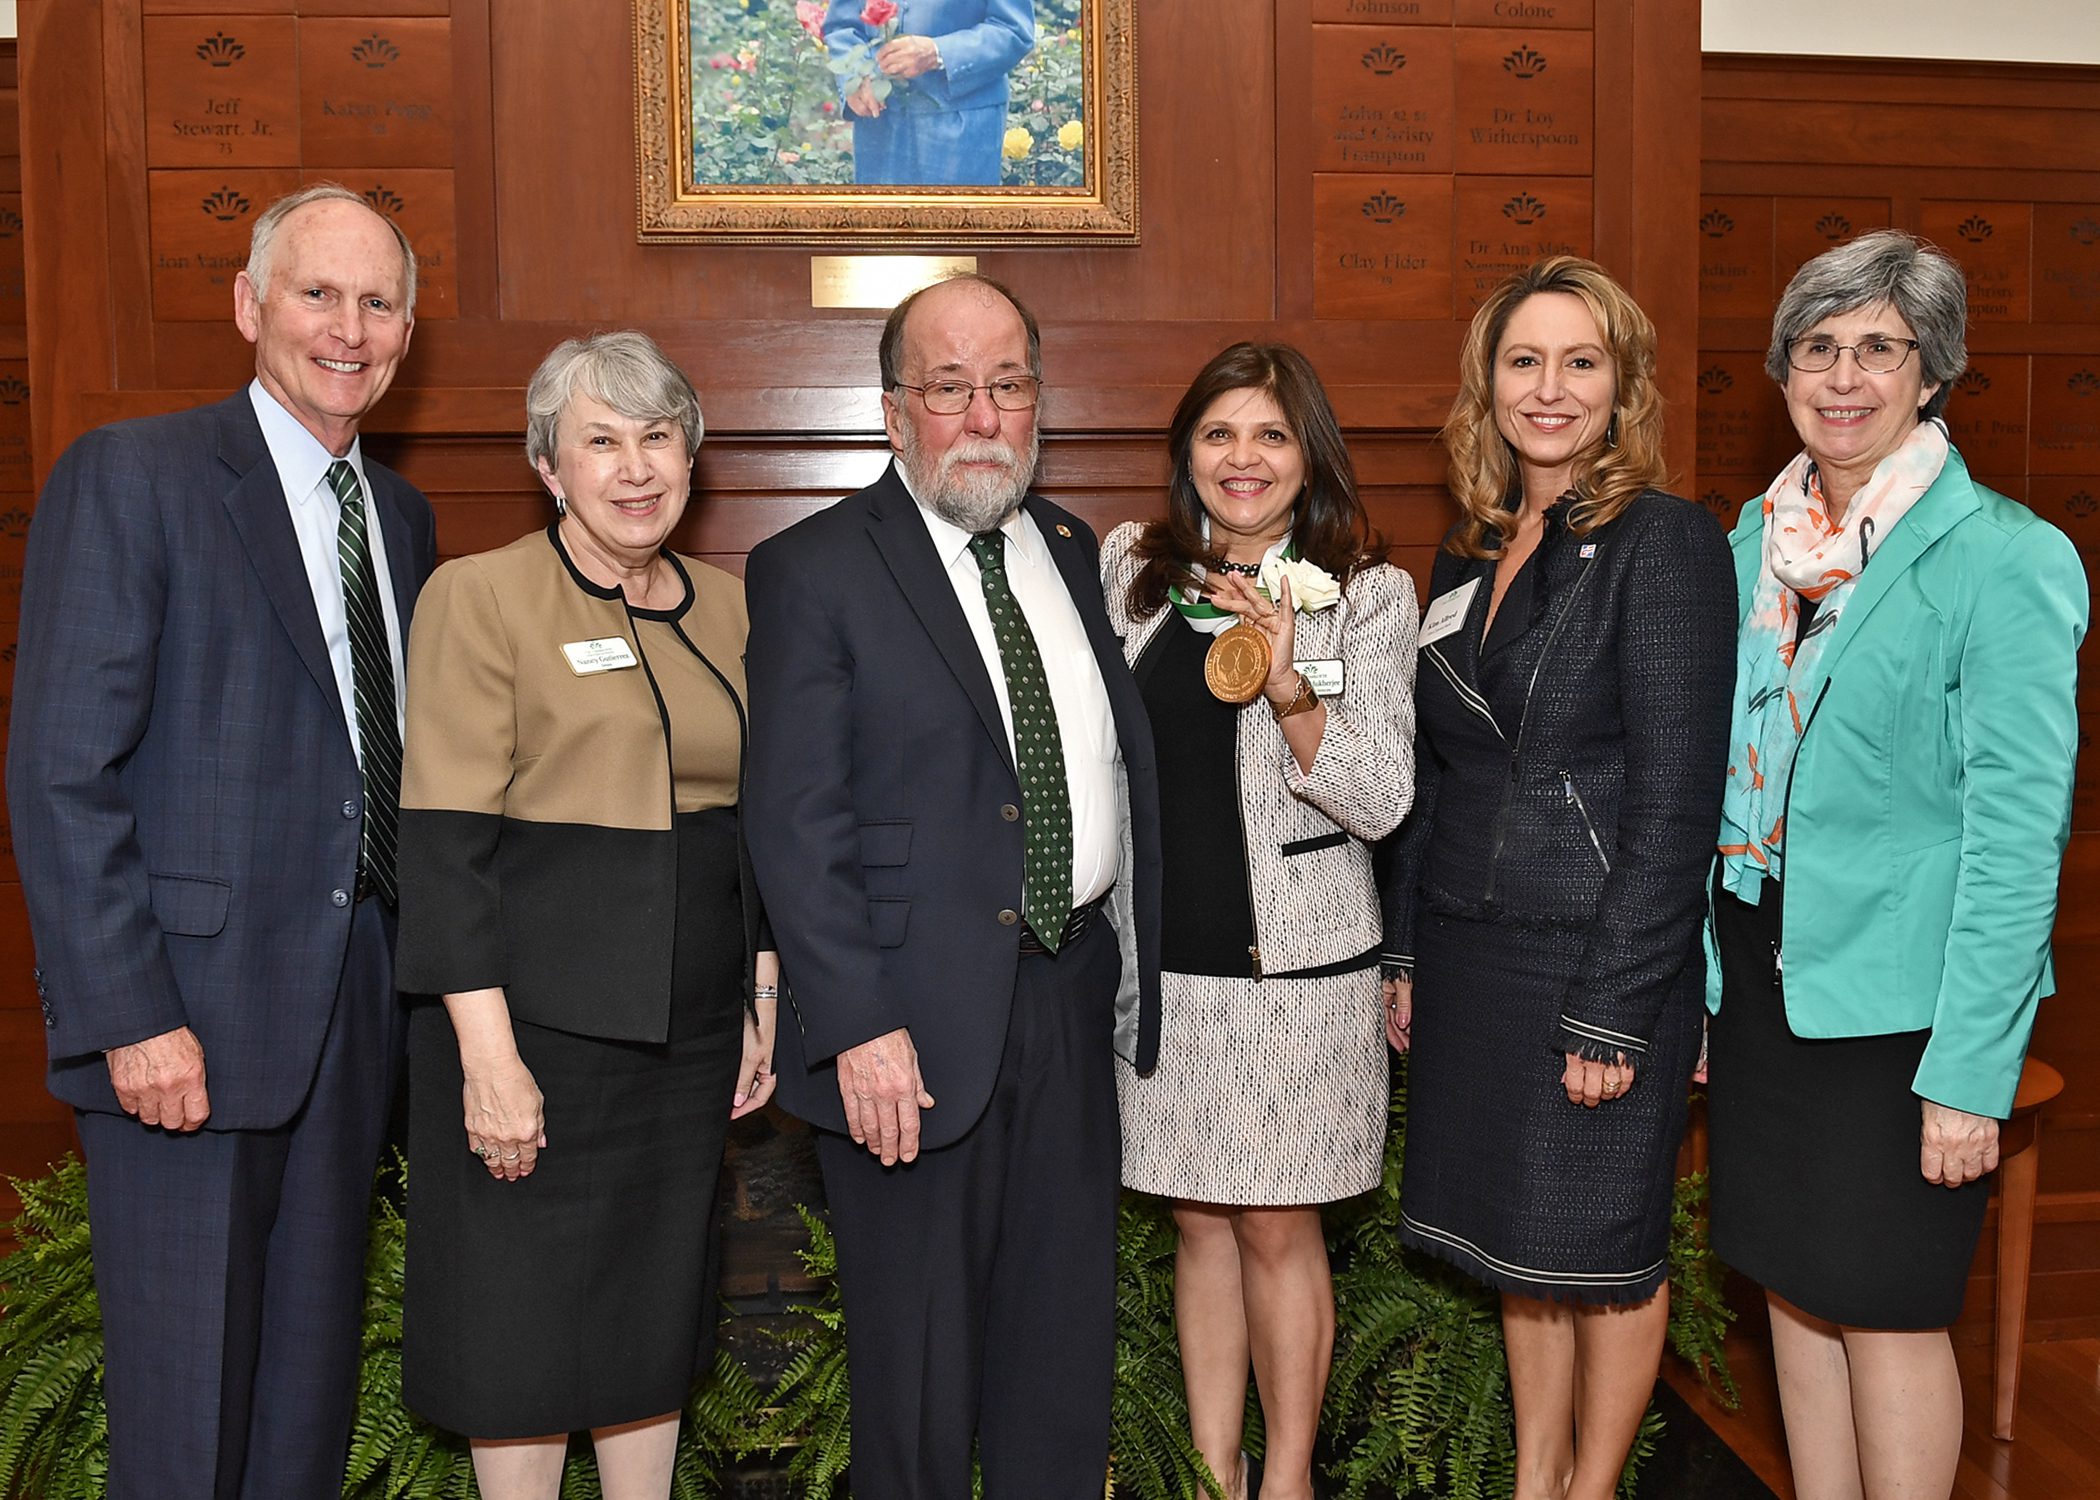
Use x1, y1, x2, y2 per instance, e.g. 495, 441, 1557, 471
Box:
635, 0, 1136, 243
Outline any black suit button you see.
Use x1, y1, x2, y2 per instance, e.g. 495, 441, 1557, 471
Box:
342, 800, 359, 819
1000, 803, 1020, 822
997, 908, 1019, 926
331, 888, 350, 908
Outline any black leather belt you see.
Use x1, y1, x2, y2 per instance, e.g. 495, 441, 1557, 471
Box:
1019, 893, 1108, 956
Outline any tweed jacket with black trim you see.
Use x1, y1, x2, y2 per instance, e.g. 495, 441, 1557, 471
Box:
1102, 520, 1417, 978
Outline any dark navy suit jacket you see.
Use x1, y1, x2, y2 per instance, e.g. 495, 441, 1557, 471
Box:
7, 391, 436, 1129
743, 464, 1162, 1151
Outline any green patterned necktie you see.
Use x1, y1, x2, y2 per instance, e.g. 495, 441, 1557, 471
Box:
329, 459, 402, 906
968, 530, 1073, 951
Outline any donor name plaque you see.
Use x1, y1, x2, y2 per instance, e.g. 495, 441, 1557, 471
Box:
2030, 358, 2100, 474
299, 18, 453, 168
2033, 205, 2100, 324
1697, 197, 1773, 322
1312, 174, 1453, 320
1939, 357, 2029, 478
1454, 175, 1591, 315
1920, 201, 2031, 324
1452, 28, 1592, 175
148, 168, 301, 322
144, 16, 301, 169
1695, 353, 1791, 479
1311, 26, 1454, 174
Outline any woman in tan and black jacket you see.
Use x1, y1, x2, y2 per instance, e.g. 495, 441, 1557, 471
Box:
394, 332, 776, 1500
1105, 342, 1416, 1500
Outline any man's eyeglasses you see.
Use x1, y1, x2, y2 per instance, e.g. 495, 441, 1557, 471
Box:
894, 377, 1042, 415
1785, 337, 1921, 375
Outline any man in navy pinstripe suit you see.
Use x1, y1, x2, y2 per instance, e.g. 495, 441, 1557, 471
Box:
7, 184, 434, 1500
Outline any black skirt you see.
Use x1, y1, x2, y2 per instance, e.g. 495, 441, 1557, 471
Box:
1708, 879, 1990, 1330
1398, 911, 1701, 1304
404, 808, 746, 1437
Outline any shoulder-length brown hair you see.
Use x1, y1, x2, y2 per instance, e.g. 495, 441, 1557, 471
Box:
1443, 256, 1668, 559
1128, 342, 1387, 620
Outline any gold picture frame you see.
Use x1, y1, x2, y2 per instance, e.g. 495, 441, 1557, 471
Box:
635, 0, 1138, 245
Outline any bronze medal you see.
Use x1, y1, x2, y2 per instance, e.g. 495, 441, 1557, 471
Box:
1204, 622, 1272, 704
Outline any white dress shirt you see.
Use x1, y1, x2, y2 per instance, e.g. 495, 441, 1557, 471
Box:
248, 379, 408, 759
905, 473, 1121, 909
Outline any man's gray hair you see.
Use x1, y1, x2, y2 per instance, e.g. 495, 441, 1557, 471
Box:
524, 331, 704, 473
1766, 230, 1967, 420
245, 182, 419, 320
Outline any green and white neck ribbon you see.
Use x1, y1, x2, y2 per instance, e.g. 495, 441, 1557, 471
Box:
1170, 530, 1296, 637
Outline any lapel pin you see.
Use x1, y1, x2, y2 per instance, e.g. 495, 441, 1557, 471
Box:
1579, 543, 1597, 558
1055, 523, 1072, 538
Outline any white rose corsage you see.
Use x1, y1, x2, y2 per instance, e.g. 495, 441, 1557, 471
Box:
1258, 554, 1342, 612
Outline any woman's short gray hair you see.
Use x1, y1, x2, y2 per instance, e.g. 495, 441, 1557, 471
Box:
524, 331, 704, 473
1765, 230, 1968, 420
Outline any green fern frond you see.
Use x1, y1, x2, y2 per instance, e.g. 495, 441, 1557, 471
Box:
1666, 1169, 1739, 1407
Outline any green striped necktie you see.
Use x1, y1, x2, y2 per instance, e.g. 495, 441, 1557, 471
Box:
328, 459, 401, 907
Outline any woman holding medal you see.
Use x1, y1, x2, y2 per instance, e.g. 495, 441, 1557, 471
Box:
1102, 342, 1416, 1500
394, 332, 777, 1500
1379, 257, 1735, 1500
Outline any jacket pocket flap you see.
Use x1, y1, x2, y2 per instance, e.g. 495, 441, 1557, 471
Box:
148, 874, 232, 937
858, 821, 913, 867
867, 897, 910, 948
1280, 831, 1350, 857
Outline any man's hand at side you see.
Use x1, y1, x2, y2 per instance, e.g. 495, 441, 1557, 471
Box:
836, 1027, 935, 1165
107, 1026, 210, 1131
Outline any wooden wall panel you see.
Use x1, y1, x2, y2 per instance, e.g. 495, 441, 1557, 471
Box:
1701, 51, 2100, 1338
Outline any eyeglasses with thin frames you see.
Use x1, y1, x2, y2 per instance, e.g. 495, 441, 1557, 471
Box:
1785, 336, 1921, 375
893, 377, 1042, 415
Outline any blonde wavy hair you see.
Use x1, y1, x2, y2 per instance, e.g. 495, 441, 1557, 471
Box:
1442, 256, 1668, 558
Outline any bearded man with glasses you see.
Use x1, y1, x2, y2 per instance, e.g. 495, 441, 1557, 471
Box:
743, 272, 1163, 1500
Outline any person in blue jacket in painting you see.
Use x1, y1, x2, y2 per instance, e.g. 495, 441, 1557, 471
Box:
824, 0, 1035, 185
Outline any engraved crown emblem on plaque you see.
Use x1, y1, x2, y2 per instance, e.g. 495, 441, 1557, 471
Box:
1360, 191, 1405, 224
352, 34, 401, 68
1503, 45, 1547, 79
200, 188, 253, 222
195, 31, 245, 67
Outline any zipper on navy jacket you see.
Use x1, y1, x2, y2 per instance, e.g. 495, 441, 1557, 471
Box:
1561, 768, 1611, 873
1483, 553, 1598, 901
1770, 677, 1832, 984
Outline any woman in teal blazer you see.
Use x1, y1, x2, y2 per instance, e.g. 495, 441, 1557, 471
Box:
1706, 231, 2085, 1500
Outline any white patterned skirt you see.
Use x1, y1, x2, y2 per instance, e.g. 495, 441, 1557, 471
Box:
1118, 965, 1389, 1206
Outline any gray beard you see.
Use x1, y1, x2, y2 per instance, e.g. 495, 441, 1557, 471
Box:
898, 422, 1040, 533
